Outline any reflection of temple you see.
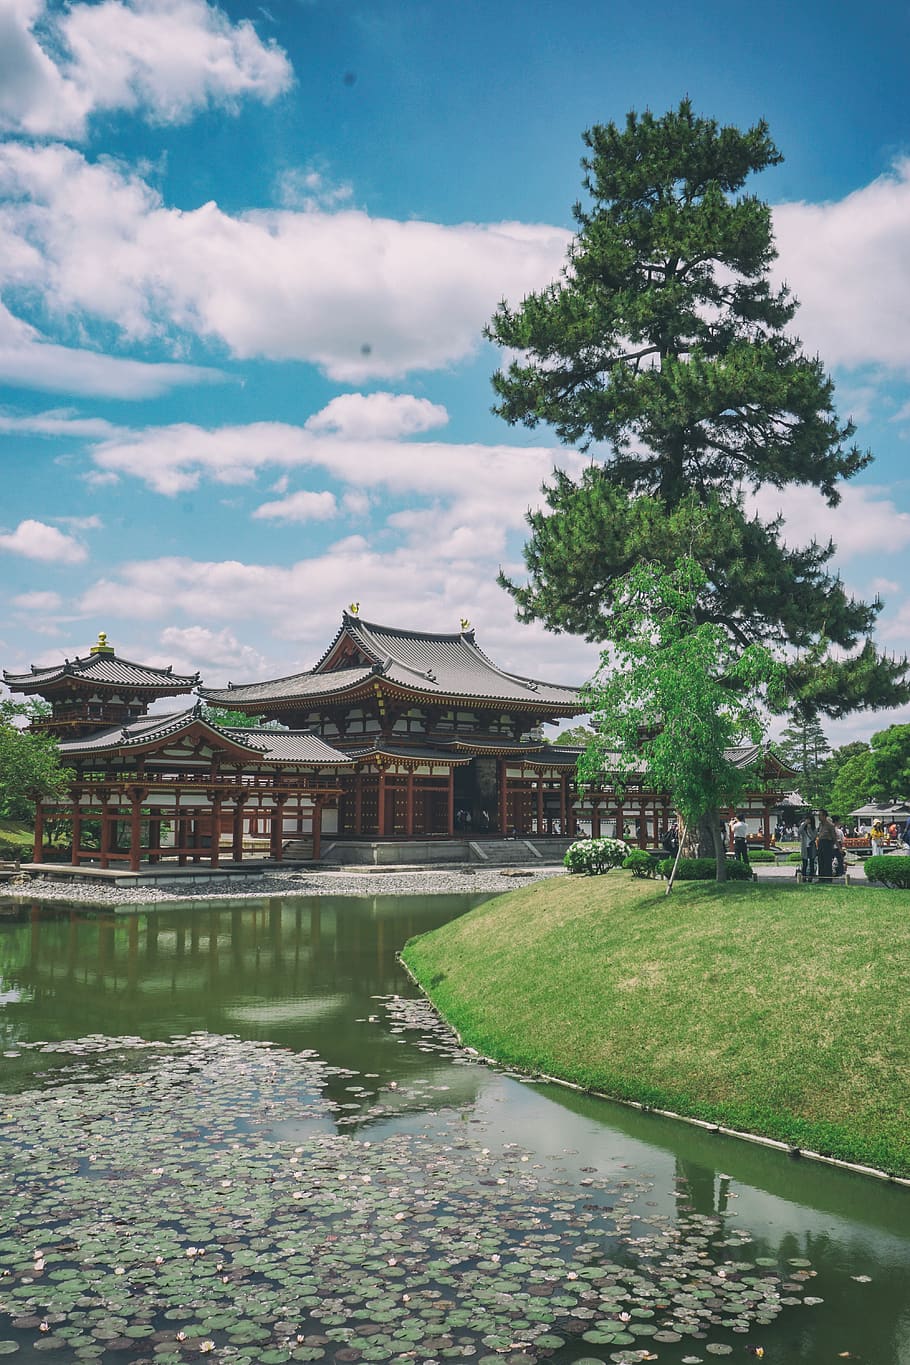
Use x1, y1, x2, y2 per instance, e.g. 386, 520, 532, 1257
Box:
4, 612, 795, 871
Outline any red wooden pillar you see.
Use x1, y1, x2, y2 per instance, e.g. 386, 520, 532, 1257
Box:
536, 771, 544, 835
592, 801, 601, 839
71, 801, 81, 865
129, 797, 142, 872
312, 798, 322, 861
148, 816, 161, 863
210, 798, 222, 868
559, 775, 567, 835
406, 768, 415, 837
354, 771, 363, 835
176, 798, 186, 865
271, 801, 286, 860
33, 802, 44, 864
100, 800, 111, 869
232, 798, 245, 863
377, 771, 386, 837
447, 767, 455, 836
762, 803, 771, 848
499, 760, 509, 835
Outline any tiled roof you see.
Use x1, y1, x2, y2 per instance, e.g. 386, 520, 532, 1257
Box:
199, 665, 373, 706
57, 707, 351, 766
200, 611, 584, 711
222, 729, 353, 765
4, 652, 199, 692
346, 741, 472, 764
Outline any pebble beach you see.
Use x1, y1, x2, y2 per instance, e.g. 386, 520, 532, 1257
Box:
1, 863, 566, 909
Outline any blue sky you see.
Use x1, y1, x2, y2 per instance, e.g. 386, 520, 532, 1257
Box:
1, 0, 909, 745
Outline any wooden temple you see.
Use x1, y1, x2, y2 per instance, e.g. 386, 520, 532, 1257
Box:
4, 613, 795, 870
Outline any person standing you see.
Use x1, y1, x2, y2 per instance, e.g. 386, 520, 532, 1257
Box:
816, 809, 837, 881
798, 813, 817, 882
833, 819, 846, 877
731, 814, 750, 864
870, 819, 884, 857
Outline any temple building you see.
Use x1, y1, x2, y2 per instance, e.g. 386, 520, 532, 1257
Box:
4, 611, 795, 872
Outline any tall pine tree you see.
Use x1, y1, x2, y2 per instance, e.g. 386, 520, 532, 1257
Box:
486, 102, 908, 720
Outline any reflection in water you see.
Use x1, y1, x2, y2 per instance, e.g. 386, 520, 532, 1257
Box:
0, 893, 908, 1365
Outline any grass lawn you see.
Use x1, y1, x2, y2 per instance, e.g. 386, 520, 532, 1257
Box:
0, 818, 33, 859
402, 875, 910, 1177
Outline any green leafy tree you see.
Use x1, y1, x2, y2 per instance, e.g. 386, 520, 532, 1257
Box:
486, 101, 908, 720
578, 557, 783, 883
775, 712, 831, 804
869, 723, 910, 802
0, 697, 73, 821
202, 706, 266, 729
829, 748, 876, 821
554, 724, 596, 747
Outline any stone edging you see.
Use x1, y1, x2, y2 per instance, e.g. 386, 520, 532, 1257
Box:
397, 954, 910, 1191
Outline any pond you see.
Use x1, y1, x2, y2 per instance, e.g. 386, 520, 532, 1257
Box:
0, 894, 908, 1365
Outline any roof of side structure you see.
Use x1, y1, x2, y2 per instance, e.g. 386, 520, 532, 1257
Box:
4, 651, 199, 692
56, 707, 352, 765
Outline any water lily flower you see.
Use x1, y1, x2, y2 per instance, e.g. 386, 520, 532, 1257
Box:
199, 1341, 215, 1353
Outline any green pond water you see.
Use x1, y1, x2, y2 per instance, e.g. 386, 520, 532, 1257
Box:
0, 893, 908, 1365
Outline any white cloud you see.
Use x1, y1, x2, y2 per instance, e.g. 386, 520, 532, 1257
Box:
79, 546, 599, 690
11, 589, 63, 610
0, 143, 571, 380
750, 483, 910, 563
158, 624, 267, 676
305, 392, 449, 440
84, 418, 583, 513
253, 489, 338, 523
0, 517, 86, 562
0, 407, 123, 438
55, 513, 102, 531
0, 0, 293, 140
275, 165, 353, 213
774, 160, 910, 375
0, 300, 228, 397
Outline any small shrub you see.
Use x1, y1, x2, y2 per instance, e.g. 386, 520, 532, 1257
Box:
622, 849, 658, 879
658, 856, 753, 882
747, 849, 776, 863
564, 836, 629, 876
864, 855, 910, 889
786, 852, 803, 864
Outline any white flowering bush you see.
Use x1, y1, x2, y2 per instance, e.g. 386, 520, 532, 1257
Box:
563, 836, 630, 876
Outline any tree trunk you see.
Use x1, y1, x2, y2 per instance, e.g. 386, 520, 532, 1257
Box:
696, 811, 727, 882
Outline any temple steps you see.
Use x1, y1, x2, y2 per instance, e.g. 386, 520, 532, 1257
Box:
282, 838, 315, 861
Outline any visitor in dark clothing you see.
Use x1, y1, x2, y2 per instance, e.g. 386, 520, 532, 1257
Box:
816, 809, 837, 881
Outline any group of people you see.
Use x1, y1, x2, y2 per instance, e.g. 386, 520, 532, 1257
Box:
797, 810, 848, 881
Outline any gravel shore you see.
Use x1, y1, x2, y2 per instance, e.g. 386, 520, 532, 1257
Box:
1, 864, 566, 909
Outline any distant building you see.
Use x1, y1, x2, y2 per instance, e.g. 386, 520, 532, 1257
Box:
4, 612, 795, 870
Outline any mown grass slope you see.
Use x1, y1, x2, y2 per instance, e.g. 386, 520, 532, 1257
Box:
0, 819, 32, 859
402, 876, 910, 1176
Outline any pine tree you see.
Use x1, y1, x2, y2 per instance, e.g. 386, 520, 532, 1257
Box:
486, 102, 908, 720
776, 713, 831, 804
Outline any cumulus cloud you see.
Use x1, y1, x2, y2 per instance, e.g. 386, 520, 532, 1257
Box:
79, 545, 599, 689
750, 482, 910, 562
0, 143, 571, 380
0, 517, 86, 562
774, 160, 910, 375
84, 414, 583, 508
158, 624, 267, 675
11, 588, 63, 610
0, 300, 228, 397
0, 0, 292, 140
304, 392, 448, 440
253, 489, 338, 523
